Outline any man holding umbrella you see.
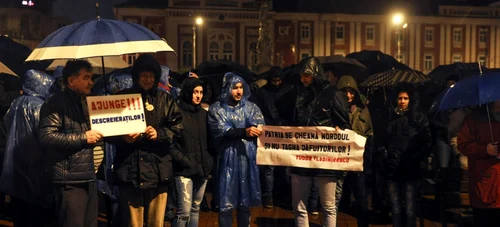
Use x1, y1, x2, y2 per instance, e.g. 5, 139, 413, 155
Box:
39, 60, 103, 227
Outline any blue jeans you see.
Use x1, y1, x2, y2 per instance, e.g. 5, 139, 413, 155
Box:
262, 165, 274, 199
387, 180, 418, 227
218, 206, 250, 227
291, 174, 339, 227
436, 138, 456, 168
172, 176, 208, 227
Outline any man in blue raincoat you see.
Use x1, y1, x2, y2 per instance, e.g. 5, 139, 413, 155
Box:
208, 73, 265, 227
0, 70, 54, 226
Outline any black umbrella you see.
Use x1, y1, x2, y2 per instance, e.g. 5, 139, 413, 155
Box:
360, 69, 428, 88
428, 62, 485, 86
0, 36, 51, 77
192, 60, 257, 104
346, 50, 411, 75
316, 55, 368, 83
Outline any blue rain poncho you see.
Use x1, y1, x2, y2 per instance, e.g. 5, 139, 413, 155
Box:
0, 70, 54, 203
208, 73, 265, 212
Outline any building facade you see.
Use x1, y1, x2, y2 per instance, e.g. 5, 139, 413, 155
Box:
0, 6, 72, 50
114, 1, 500, 73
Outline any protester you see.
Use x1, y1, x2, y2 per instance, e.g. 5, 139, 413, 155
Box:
378, 83, 431, 227
38, 60, 103, 227
253, 66, 287, 208
336, 75, 373, 227
110, 54, 183, 227
278, 56, 351, 227
171, 77, 213, 227
0, 70, 54, 227
208, 72, 265, 227
458, 101, 500, 226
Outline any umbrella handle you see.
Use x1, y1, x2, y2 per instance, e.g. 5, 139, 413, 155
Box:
486, 104, 495, 142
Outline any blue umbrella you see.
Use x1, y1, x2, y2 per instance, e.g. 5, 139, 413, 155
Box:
25, 18, 174, 61
433, 71, 500, 111
431, 71, 500, 141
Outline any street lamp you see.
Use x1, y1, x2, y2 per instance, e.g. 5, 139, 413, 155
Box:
193, 17, 203, 68
392, 13, 406, 63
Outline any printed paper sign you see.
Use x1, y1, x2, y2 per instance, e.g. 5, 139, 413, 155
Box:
257, 126, 367, 171
86, 94, 147, 137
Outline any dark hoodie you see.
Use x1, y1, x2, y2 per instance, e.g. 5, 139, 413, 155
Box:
278, 57, 351, 177
254, 66, 287, 125
172, 78, 213, 178
111, 54, 183, 189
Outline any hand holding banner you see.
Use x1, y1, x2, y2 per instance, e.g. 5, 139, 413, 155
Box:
257, 126, 367, 171
86, 94, 147, 137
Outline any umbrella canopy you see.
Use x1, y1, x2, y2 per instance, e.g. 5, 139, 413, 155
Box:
431, 72, 500, 111
428, 62, 485, 85
346, 50, 411, 75
25, 19, 175, 61
360, 69, 428, 88
316, 55, 368, 83
0, 62, 17, 77
46, 56, 129, 74
0, 36, 50, 76
192, 59, 257, 104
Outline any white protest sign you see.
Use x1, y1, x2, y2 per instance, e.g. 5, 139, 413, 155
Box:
257, 126, 367, 171
86, 94, 147, 137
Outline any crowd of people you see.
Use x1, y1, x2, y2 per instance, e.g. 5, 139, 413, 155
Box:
0, 54, 499, 227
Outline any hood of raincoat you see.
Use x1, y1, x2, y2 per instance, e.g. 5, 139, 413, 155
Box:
219, 72, 251, 106
22, 70, 54, 100
336, 75, 359, 91
131, 54, 161, 93
179, 77, 204, 105
295, 57, 330, 90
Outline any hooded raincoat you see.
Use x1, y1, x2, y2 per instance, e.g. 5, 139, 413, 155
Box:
0, 70, 54, 203
207, 73, 265, 212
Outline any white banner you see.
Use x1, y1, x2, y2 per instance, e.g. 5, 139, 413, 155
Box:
257, 126, 367, 171
86, 94, 147, 137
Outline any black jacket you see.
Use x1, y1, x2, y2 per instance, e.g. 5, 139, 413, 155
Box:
171, 78, 213, 178
39, 89, 95, 184
110, 54, 183, 189
378, 84, 432, 181
111, 86, 183, 189
277, 57, 351, 177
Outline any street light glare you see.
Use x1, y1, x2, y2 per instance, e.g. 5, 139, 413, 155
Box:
392, 13, 404, 25
403, 23, 408, 28
196, 17, 203, 25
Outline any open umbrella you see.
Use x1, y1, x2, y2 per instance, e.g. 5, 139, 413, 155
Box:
346, 50, 411, 75
0, 62, 17, 77
431, 71, 500, 111
192, 59, 257, 104
360, 69, 428, 88
430, 71, 500, 141
25, 18, 174, 61
46, 56, 129, 74
0, 36, 50, 77
316, 55, 368, 83
428, 62, 485, 86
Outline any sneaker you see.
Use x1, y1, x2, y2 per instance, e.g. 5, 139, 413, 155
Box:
264, 197, 273, 209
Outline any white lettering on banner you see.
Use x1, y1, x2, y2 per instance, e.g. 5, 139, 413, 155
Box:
86, 94, 147, 137
257, 126, 367, 171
